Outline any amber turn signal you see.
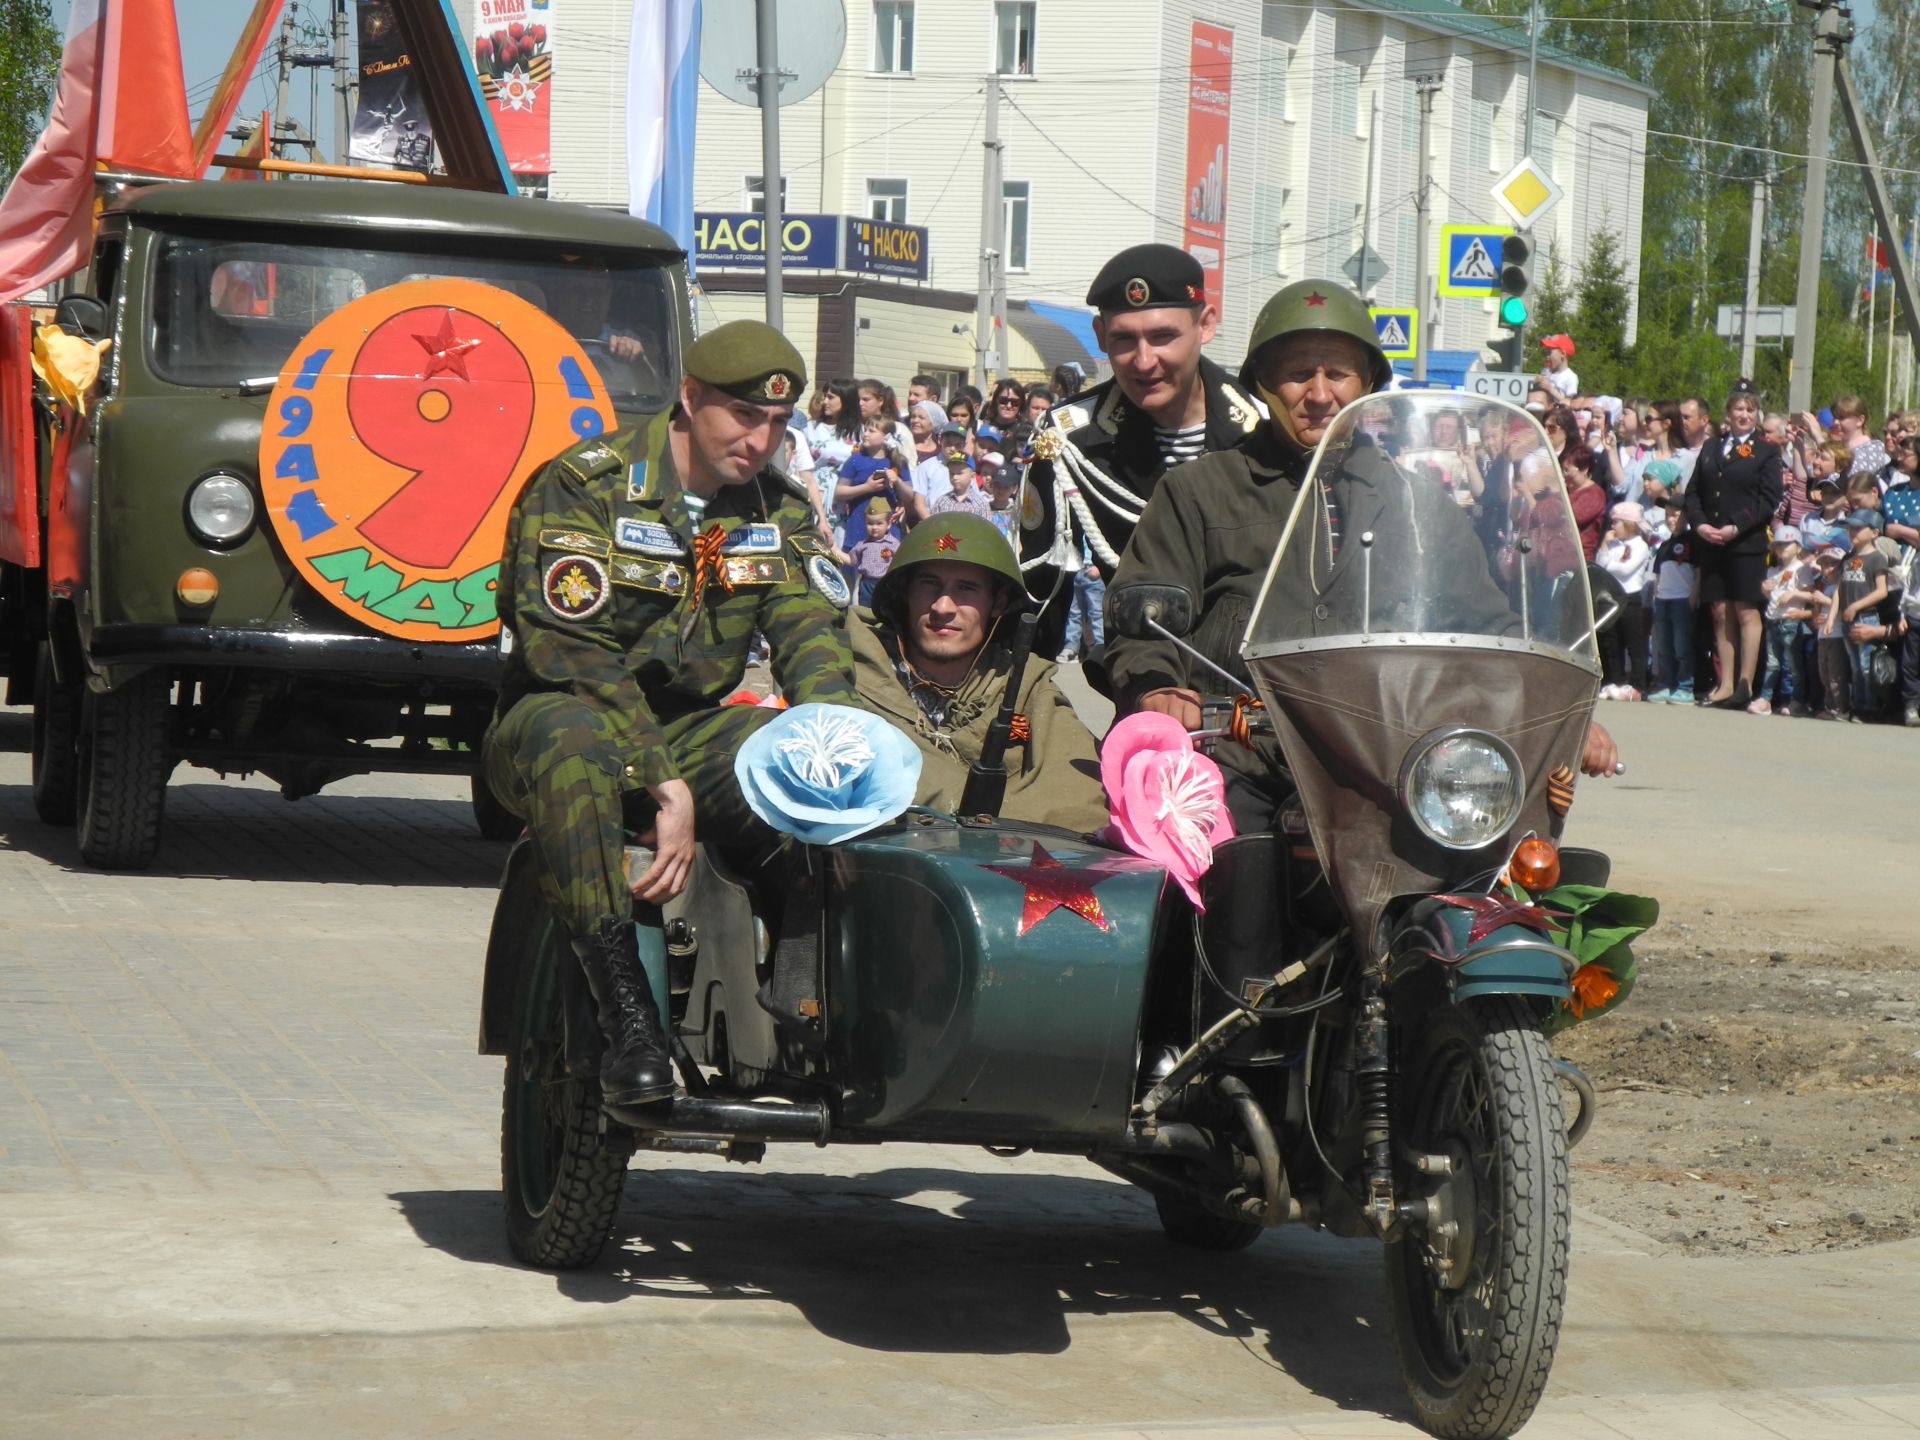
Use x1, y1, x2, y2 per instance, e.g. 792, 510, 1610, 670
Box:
176, 567, 219, 606
1508, 836, 1561, 891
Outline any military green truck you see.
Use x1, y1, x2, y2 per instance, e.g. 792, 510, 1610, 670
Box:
0, 180, 689, 868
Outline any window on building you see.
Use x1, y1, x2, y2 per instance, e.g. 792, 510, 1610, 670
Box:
1258, 40, 1293, 123
1254, 182, 1290, 277
866, 178, 909, 223
1539, 114, 1562, 181
873, 1, 914, 73
1331, 57, 1361, 137
1002, 180, 1030, 271
994, 2, 1036, 76
744, 175, 789, 209
1468, 96, 1494, 172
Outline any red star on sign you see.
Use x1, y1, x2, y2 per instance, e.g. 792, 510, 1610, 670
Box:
415, 310, 483, 381
1304, 291, 1328, 307
934, 532, 961, 552
981, 841, 1128, 935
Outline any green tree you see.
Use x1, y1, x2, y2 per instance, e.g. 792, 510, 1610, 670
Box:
1573, 230, 1632, 393
0, 0, 63, 190
1525, 241, 1574, 370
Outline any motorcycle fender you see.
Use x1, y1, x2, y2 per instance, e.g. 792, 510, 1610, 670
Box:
1412, 904, 1573, 1005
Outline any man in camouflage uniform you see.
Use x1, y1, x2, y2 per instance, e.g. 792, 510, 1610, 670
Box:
485, 319, 855, 1106
1019, 244, 1264, 657
851, 514, 1107, 833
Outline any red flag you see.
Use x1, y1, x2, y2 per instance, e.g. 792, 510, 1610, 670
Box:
99, 0, 194, 176
191, 0, 287, 174
0, 0, 107, 303
1869, 235, 1890, 270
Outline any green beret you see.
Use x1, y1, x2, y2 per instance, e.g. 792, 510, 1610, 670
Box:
683, 319, 807, 406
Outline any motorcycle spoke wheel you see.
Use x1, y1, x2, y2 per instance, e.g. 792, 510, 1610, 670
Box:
501, 919, 629, 1269
1385, 997, 1569, 1440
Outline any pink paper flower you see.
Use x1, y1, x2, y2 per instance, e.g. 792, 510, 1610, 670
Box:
1100, 712, 1236, 908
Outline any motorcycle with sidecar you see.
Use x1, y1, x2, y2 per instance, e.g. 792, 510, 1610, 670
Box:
477, 393, 1647, 1440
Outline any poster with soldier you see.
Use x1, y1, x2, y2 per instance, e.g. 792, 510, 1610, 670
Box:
350, 0, 434, 169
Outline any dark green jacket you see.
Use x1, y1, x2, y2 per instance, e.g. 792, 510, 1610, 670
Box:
494, 417, 855, 787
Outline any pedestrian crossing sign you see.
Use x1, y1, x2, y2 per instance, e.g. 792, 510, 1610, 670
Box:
1438, 223, 1512, 297
1369, 306, 1418, 360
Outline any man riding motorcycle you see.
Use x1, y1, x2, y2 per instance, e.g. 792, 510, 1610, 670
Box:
850, 513, 1108, 832
1107, 279, 1619, 832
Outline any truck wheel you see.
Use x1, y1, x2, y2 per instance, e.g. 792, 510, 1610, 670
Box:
471, 774, 522, 841
30, 643, 80, 825
1385, 998, 1569, 1440
1154, 1192, 1263, 1251
75, 671, 173, 871
502, 912, 629, 1268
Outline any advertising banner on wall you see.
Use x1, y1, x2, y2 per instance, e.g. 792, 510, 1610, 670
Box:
474, 0, 553, 175
693, 213, 840, 270
843, 217, 929, 282
1182, 21, 1233, 318
352, 1, 434, 168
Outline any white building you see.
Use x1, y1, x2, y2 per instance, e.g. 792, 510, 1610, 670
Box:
495, 0, 1649, 389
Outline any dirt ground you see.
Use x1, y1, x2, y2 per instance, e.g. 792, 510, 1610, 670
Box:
1554, 891, 1920, 1256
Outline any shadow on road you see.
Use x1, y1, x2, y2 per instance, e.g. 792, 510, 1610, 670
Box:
394, 1167, 1406, 1423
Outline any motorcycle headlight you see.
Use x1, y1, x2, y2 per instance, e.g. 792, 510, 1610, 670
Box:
186, 473, 256, 547
1399, 728, 1524, 851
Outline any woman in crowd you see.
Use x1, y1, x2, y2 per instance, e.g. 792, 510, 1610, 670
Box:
1023, 383, 1054, 425
1050, 362, 1085, 401
1685, 380, 1783, 708
1403, 408, 1485, 513
805, 379, 861, 543
978, 380, 1026, 443
857, 377, 912, 449
1542, 405, 1576, 462
1562, 444, 1608, 561
947, 391, 979, 436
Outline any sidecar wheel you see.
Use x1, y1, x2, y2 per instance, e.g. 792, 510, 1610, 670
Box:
1385, 998, 1569, 1440
1153, 1193, 1263, 1251
501, 918, 629, 1268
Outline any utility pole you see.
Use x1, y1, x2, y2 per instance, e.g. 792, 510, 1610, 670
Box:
1524, 0, 1540, 156
1357, 91, 1379, 299
755, 0, 784, 329
1412, 73, 1443, 382
1788, 0, 1844, 415
272, 7, 292, 159
975, 74, 1004, 388
332, 0, 353, 167
1740, 176, 1767, 380
1834, 48, 1920, 370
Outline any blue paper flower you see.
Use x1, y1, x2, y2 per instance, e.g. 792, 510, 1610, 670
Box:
734, 703, 922, 845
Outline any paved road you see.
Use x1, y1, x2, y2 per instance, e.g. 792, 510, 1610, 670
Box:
2, 701, 1918, 1439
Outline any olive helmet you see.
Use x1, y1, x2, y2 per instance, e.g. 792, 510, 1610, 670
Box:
1239, 279, 1393, 393
870, 513, 1029, 624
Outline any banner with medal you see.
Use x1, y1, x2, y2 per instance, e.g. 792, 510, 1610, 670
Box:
474, 0, 554, 176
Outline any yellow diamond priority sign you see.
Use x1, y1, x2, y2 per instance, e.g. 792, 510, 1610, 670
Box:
1490, 157, 1562, 231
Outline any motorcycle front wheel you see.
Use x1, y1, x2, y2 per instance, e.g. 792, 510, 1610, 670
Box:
1384, 997, 1570, 1440
501, 915, 630, 1268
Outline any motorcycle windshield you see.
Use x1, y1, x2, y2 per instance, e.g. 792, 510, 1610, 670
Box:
1244, 392, 1598, 662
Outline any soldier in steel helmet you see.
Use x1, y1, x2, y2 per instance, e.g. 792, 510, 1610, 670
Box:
851, 513, 1107, 832
1107, 279, 1619, 832
1019, 243, 1263, 658
484, 319, 856, 1107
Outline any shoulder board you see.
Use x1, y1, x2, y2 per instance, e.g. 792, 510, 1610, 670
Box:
1054, 402, 1091, 432
1218, 379, 1265, 433
556, 431, 631, 484
1093, 384, 1129, 437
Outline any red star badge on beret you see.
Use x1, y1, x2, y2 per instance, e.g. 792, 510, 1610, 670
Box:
934, 531, 961, 552
980, 842, 1129, 935
1304, 291, 1328, 308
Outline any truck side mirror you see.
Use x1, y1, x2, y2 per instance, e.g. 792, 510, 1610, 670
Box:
55, 294, 110, 342
1109, 584, 1194, 639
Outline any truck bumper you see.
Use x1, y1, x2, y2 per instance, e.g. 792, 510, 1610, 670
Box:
84, 622, 503, 688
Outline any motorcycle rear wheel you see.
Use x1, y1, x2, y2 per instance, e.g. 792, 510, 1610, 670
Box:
1384, 997, 1569, 1440
501, 916, 630, 1268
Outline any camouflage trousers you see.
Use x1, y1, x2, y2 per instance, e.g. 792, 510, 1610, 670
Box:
483, 694, 781, 941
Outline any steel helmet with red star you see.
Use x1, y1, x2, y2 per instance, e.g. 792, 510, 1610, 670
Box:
868, 513, 1030, 626
1238, 278, 1394, 398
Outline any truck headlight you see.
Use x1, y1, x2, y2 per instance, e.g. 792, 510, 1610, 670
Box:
186, 473, 256, 547
1399, 727, 1523, 851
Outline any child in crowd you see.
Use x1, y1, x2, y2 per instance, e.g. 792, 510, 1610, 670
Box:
1056, 534, 1105, 665
843, 506, 898, 608
930, 447, 991, 518
834, 419, 908, 539
983, 457, 1021, 540
1800, 471, 1849, 553
1757, 526, 1816, 715
1839, 509, 1891, 719
1810, 548, 1850, 719
1648, 497, 1698, 703
1598, 502, 1653, 699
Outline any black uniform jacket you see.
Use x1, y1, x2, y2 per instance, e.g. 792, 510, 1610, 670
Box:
1685, 432, 1783, 556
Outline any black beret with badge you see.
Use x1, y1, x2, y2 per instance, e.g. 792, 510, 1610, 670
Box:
683, 319, 807, 405
1085, 243, 1207, 313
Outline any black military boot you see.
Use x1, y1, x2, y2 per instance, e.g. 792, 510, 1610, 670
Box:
571, 917, 676, 1107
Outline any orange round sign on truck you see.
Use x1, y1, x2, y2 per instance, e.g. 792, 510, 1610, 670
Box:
258, 278, 616, 644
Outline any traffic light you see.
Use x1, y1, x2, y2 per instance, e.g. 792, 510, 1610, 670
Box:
1490, 333, 1524, 371
1498, 232, 1532, 329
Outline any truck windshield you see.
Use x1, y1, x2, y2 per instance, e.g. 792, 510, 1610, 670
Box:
148, 232, 678, 410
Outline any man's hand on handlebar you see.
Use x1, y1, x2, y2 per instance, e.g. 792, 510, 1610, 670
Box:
1138, 686, 1204, 731
1580, 721, 1621, 778
631, 778, 696, 903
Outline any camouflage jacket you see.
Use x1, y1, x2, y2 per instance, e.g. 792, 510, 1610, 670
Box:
494, 417, 856, 788
849, 608, 1109, 833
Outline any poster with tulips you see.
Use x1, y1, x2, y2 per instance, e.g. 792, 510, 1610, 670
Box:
474, 0, 553, 175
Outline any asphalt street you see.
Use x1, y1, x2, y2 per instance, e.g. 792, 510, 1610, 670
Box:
1, 699, 1918, 1440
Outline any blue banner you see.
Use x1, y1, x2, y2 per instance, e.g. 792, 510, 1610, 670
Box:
843, 217, 929, 282
692, 212, 840, 270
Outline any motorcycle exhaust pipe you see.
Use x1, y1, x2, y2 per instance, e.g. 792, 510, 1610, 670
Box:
604, 1095, 831, 1145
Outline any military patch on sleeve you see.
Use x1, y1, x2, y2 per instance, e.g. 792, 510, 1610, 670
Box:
720, 522, 782, 554
543, 554, 612, 620
805, 553, 852, 608
538, 528, 612, 558
609, 556, 687, 595
614, 517, 686, 556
